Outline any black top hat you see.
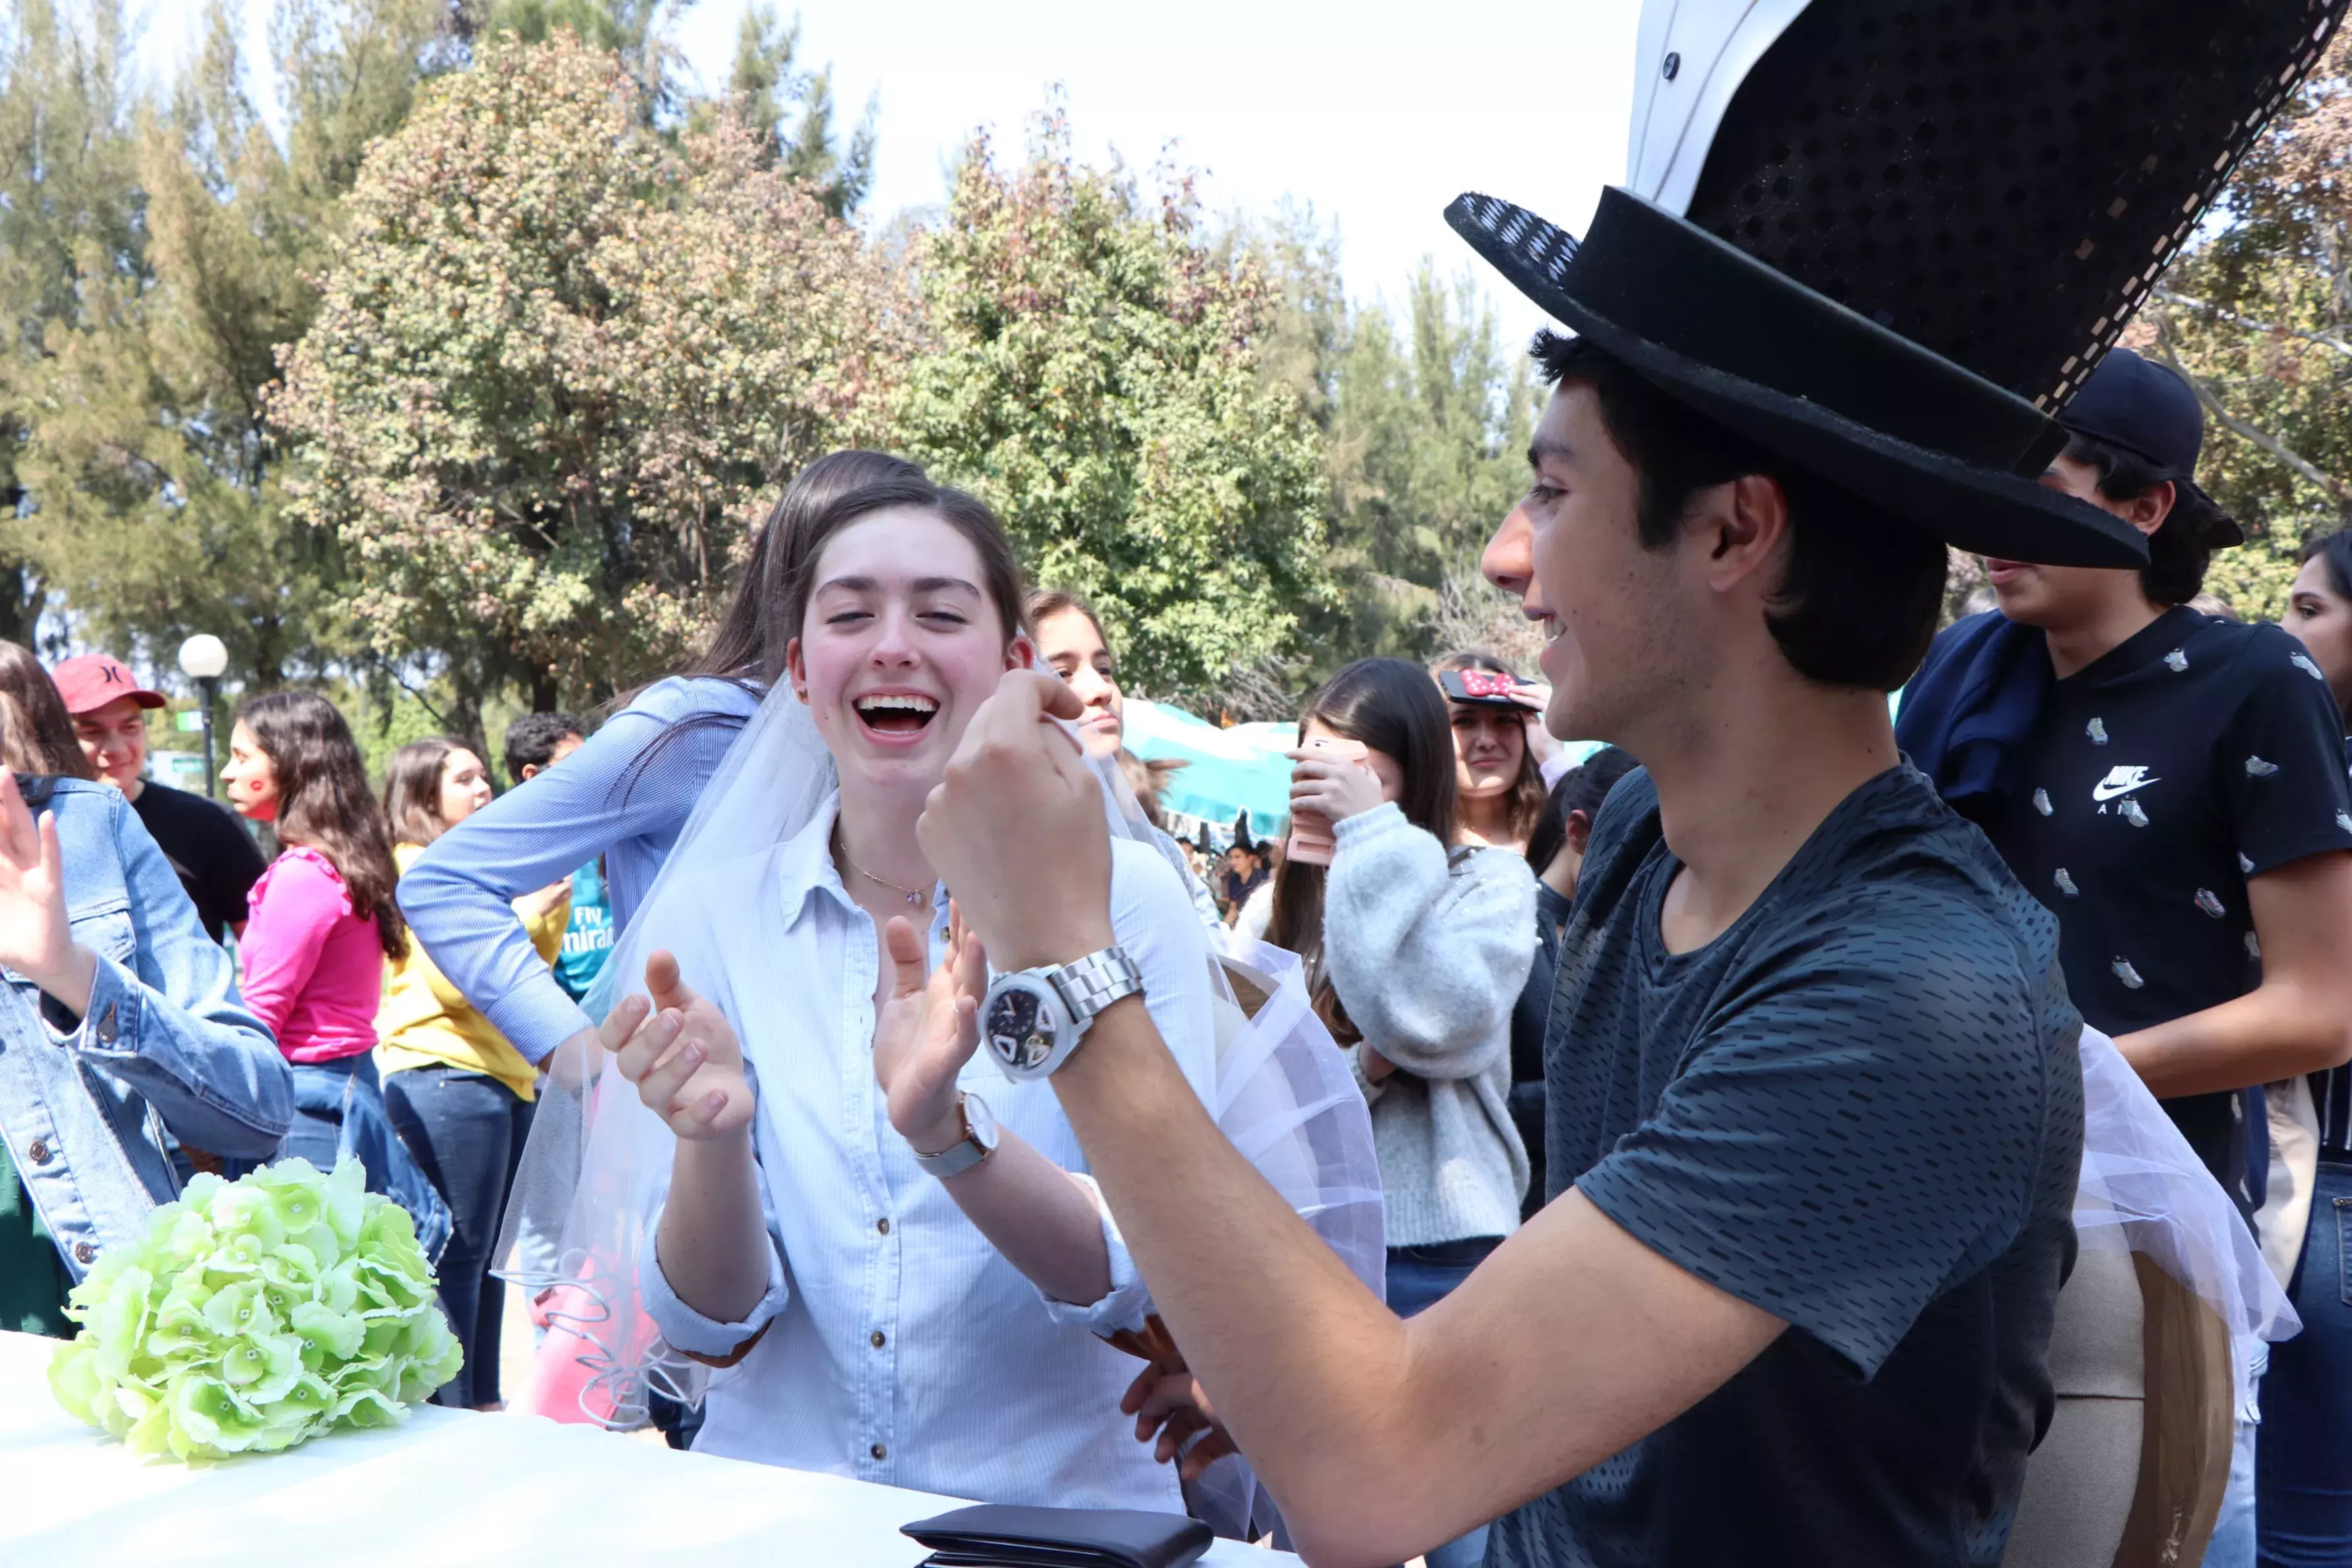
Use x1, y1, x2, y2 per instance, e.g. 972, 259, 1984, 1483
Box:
1452, 0, 2348, 569
1678, 0, 2349, 412
1448, 187, 2146, 567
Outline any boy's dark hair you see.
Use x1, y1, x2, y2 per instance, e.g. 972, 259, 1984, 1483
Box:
1531, 331, 1946, 692
2058, 432, 2226, 608
1526, 745, 1640, 876
505, 711, 584, 785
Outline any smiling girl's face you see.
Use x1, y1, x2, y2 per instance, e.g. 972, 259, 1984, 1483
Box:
787, 506, 1033, 795
1036, 608, 1123, 757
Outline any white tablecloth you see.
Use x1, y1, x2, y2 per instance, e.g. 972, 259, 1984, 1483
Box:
0, 1330, 1284, 1566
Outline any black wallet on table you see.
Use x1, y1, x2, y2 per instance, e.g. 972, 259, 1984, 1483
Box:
900, 1504, 1214, 1568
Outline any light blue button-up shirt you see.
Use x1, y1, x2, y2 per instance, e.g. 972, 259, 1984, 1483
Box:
641, 794, 1218, 1509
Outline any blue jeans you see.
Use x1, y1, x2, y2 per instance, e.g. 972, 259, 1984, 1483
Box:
383, 1065, 534, 1409
2257, 1159, 2352, 1566
1387, 1239, 1503, 1568
283, 1054, 452, 1264
2206, 1400, 2260, 1568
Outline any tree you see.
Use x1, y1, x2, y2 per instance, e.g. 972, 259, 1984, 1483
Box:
463, 0, 685, 121
271, 32, 908, 746
896, 118, 1332, 696
692, 3, 875, 217
2137, 29, 2352, 621
0, 0, 145, 650
1, 0, 451, 682
1318, 264, 1536, 663
1234, 210, 1538, 683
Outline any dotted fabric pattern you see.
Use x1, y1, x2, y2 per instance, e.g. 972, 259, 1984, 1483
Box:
1488, 766, 2084, 1567
1683, 0, 2351, 409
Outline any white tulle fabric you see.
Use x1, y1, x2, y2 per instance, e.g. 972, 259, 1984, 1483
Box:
2071, 1026, 2298, 1411
494, 671, 1383, 1536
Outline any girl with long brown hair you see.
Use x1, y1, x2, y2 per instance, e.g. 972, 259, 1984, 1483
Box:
528, 474, 1228, 1505
1264, 655, 1536, 1568
223, 692, 445, 1253
375, 735, 567, 1409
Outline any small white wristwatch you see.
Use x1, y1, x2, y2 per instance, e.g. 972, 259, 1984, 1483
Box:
980, 946, 1146, 1081
909, 1090, 998, 1180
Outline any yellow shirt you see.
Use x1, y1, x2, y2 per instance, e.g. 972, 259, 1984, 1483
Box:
374, 843, 569, 1101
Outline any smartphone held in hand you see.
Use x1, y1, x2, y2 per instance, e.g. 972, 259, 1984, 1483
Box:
1287, 737, 1369, 866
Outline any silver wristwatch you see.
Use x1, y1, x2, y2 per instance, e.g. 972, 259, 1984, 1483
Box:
980, 946, 1146, 1081
909, 1091, 998, 1180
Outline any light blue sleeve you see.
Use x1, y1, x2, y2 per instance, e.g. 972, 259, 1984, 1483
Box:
66, 790, 289, 1159
399, 679, 753, 1061
639, 1136, 795, 1358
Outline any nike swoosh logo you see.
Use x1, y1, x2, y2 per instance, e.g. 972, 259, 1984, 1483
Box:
2091, 776, 2160, 802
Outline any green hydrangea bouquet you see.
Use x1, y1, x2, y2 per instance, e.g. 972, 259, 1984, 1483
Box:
46, 1157, 461, 1461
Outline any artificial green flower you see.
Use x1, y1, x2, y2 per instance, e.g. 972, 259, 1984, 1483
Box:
290, 1297, 366, 1360
169, 1374, 267, 1457
47, 1157, 459, 1462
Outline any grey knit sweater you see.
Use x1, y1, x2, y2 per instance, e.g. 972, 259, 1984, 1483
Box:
1324, 802, 1537, 1248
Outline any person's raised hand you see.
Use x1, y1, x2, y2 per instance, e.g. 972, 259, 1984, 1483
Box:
602, 949, 753, 1140
873, 906, 988, 1152
916, 669, 1114, 974
0, 771, 94, 1017
1116, 1316, 1240, 1481
1287, 747, 1386, 826
513, 874, 573, 925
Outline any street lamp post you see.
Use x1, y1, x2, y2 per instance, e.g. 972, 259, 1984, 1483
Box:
177, 635, 229, 798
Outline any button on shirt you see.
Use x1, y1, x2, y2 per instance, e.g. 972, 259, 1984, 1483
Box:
640, 796, 1218, 1509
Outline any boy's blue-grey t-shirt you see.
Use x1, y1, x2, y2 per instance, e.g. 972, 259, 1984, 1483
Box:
1488, 766, 2084, 1568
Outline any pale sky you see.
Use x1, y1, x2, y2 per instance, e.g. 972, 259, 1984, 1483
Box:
142, 0, 1642, 344
669, 0, 1640, 341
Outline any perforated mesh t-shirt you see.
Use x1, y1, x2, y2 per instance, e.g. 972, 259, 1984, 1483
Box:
1487, 766, 2083, 1568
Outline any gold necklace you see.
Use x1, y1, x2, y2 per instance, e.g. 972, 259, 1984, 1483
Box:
834, 826, 930, 907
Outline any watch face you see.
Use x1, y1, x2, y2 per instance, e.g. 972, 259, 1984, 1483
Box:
986, 982, 1060, 1074
962, 1092, 999, 1151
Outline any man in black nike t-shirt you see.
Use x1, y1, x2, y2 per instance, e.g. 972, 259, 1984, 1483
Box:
1907, 350, 2352, 1211
1904, 346, 2352, 1565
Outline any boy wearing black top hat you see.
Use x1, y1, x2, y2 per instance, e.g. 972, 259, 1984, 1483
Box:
889, 6, 2352, 1565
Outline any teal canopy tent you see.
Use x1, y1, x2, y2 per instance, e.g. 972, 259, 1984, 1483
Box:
1121, 700, 1299, 845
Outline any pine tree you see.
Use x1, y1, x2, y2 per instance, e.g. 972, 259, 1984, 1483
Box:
2, 0, 451, 685
0, 0, 144, 650
701, 3, 876, 217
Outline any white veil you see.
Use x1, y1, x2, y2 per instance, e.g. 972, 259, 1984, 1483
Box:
2071, 1025, 2297, 1412
493, 671, 1384, 1532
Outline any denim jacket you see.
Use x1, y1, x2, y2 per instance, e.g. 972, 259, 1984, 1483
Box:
0, 777, 289, 1279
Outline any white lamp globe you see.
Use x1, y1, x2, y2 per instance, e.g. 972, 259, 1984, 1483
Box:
177, 634, 229, 681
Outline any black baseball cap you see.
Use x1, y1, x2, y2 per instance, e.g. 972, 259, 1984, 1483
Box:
2058, 349, 2243, 547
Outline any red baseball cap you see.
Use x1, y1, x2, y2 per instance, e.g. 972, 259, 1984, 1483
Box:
51, 654, 167, 715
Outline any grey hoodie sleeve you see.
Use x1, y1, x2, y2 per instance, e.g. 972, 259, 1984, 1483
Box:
1322, 802, 1539, 1081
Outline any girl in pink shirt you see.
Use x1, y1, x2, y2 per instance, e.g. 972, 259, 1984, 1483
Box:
225, 693, 447, 1256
